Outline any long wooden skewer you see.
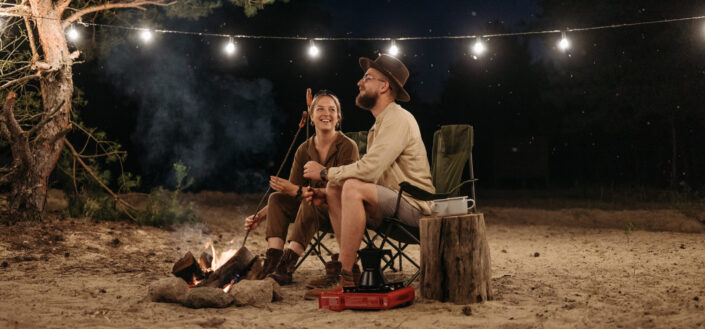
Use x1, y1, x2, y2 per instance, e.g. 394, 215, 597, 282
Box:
241, 88, 313, 248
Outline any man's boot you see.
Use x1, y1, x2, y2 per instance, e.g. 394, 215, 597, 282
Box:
257, 248, 283, 280
307, 256, 362, 289
306, 254, 342, 289
304, 269, 356, 300
267, 248, 300, 285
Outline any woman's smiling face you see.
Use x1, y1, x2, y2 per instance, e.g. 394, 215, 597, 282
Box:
312, 95, 340, 132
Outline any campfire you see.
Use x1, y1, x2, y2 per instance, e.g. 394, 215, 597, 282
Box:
149, 241, 281, 309
172, 243, 259, 293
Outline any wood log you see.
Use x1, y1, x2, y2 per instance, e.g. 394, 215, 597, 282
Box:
200, 246, 256, 288
198, 252, 213, 270
420, 213, 492, 304
172, 251, 205, 282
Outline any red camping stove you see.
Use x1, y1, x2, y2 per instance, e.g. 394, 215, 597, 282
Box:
318, 247, 415, 311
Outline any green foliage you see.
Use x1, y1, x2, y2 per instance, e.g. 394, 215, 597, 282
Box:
624, 221, 634, 243
136, 161, 199, 227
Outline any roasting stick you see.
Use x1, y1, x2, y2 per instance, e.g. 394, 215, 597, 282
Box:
241, 88, 313, 248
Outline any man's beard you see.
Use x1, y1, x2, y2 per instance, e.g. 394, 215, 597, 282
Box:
355, 91, 377, 110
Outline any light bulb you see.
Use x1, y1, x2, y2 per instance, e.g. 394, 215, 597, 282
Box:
139, 29, 153, 43
224, 39, 236, 55
472, 39, 486, 56
308, 40, 320, 58
388, 40, 399, 56
66, 27, 80, 42
558, 31, 570, 51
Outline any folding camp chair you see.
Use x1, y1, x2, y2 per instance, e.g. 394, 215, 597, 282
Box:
366, 124, 478, 286
294, 219, 335, 270
295, 130, 369, 269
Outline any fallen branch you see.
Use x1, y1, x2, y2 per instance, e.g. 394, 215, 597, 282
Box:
63, 139, 139, 221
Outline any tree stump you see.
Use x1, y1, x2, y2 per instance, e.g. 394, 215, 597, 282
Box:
420, 213, 492, 304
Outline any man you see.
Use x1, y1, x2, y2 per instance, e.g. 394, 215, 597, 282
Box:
302, 54, 434, 299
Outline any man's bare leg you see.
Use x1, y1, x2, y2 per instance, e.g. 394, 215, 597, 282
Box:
326, 184, 343, 247
339, 179, 378, 271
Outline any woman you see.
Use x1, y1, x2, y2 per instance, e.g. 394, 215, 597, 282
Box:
244, 90, 358, 285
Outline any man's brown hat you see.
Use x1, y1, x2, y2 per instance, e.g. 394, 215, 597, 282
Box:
359, 54, 411, 102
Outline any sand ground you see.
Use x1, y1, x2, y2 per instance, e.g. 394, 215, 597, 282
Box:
1, 191, 704, 329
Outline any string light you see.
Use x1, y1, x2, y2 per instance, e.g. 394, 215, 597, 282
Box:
8, 12, 705, 57
558, 31, 570, 51
224, 38, 236, 55
388, 39, 399, 56
66, 26, 80, 42
471, 38, 486, 58
308, 39, 320, 58
139, 28, 153, 43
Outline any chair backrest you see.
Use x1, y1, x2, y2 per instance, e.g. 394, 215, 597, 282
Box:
344, 130, 369, 158
431, 125, 474, 195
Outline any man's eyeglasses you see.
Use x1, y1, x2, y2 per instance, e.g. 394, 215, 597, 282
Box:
361, 74, 387, 83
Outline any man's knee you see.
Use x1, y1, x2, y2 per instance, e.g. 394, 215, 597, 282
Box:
341, 179, 373, 200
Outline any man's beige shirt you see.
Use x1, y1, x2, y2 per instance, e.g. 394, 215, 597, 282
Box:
328, 102, 435, 215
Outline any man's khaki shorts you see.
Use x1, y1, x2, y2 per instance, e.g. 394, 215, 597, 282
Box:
367, 185, 423, 228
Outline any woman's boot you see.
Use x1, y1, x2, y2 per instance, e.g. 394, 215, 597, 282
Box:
257, 248, 283, 280
268, 248, 300, 285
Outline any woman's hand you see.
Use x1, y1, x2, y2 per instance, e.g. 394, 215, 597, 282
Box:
303, 161, 326, 181
269, 176, 297, 196
302, 187, 327, 206
245, 214, 267, 231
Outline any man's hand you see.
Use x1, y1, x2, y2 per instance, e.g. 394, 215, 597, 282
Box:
303, 161, 326, 181
244, 213, 265, 231
302, 187, 327, 206
269, 176, 297, 196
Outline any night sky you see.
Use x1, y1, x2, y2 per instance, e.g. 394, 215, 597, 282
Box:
71, 0, 705, 194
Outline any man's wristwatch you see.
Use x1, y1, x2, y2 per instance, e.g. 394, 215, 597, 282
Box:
296, 185, 303, 198
320, 168, 328, 182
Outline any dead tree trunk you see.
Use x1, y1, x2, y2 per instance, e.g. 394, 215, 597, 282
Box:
1, 6, 73, 223
419, 213, 493, 304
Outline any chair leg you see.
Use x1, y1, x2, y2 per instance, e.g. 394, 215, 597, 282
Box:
294, 231, 328, 270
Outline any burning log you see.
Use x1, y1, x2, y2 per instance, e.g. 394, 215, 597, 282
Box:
198, 252, 213, 269
172, 251, 205, 282
200, 247, 257, 289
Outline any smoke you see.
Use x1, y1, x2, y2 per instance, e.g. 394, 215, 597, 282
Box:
101, 37, 277, 191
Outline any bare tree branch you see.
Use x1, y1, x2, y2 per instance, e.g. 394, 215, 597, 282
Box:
27, 99, 65, 137
2, 92, 32, 168
0, 65, 31, 80
0, 72, 41, 91
62, 0, 175, 27
23, 16, 39, 63
0, 4, 31, 18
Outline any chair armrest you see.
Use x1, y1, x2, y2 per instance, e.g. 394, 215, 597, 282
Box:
398, 182, 450, 201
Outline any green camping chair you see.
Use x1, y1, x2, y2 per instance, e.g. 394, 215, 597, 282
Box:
366, 124, 478, 286
295, 130, 369, 269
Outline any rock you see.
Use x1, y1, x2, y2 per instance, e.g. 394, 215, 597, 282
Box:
263, 277, 283, 301
148, 277, 189, 303
184, 287, 233, 309
229, 279, 274, 306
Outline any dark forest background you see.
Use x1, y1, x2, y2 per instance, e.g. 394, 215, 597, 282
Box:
59, 0, 705, 196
